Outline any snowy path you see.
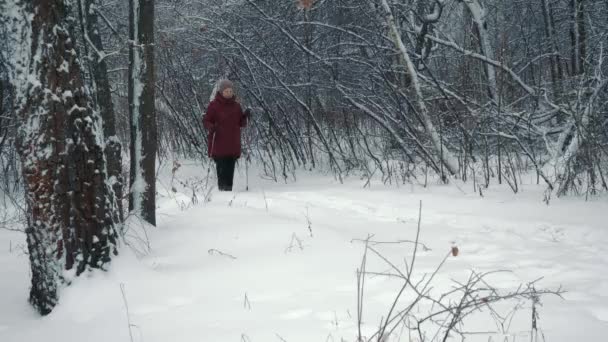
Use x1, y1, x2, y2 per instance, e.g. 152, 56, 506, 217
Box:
1, 165, 608, 342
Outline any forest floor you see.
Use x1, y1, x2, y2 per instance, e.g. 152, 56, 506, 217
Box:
1, 161, 608, 342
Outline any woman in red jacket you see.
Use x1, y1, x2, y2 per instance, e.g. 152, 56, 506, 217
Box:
203, 80, 250, 191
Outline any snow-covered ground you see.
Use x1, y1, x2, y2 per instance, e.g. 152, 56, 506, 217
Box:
1, 162, 608, 342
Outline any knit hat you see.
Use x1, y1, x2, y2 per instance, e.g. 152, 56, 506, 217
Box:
218, 79, 233, 93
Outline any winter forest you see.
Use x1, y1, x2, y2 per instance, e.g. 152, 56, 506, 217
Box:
0, 0, 607, 341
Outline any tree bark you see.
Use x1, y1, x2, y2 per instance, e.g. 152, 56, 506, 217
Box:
569, 0, 587, 75
4, 0, 120, 315
380, 0, 460, 177
541, 0, 564, 91
462, 0, 499, 104
79, 0, 124, 221
129, 0, 157, 226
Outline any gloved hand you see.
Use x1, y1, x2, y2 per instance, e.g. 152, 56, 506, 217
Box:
244, 108, 252, 118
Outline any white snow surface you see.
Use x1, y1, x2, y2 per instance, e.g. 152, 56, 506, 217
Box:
1, 162, 608, 342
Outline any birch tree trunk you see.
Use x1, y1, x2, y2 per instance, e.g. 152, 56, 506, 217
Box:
461, 0, 499, 103
129, 0, 157, 225
553, 78, 607, 196
2, 0, 120, 315
380, 0, 460, 177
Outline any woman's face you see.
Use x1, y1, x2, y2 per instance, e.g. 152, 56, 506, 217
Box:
222, 87, 234, 98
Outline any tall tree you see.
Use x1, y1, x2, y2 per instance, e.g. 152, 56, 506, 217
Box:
1, 0, 120, 315
541, 0, 565, 91
77, 0, 124, 221
129, 0, 157, 225
461, 0, 499, 104
569, 0, 587, 75
380, 0, 460, 177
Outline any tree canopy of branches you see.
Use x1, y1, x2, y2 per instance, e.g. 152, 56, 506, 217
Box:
152, 0, 607, 198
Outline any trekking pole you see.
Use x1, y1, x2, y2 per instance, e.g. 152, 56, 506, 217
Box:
245, 125, 250, 192
211, 131, 216, 157
245, 156, 249, 191
244, 107, 255, 192
206, 131, 216, 179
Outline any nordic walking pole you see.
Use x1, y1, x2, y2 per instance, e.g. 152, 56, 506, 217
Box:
245, 121, 250, 192
244, 108, 252, 191
206, 130, 216, 181
211, 130, 216, 157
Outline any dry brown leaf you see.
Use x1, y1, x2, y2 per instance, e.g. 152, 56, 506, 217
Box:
297, 0, 315, 10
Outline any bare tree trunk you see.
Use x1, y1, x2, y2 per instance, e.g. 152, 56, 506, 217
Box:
554, 79, 607, 196
0, 79, 5, 154
570, 0, 587, 75
304, 8, 316, 169
462, 0, 499, 104
380, 0, 459, 177
129, 0, 157, 225
541, 0, 564, 91
3, 0, 119, 315
79, 0, 124, 221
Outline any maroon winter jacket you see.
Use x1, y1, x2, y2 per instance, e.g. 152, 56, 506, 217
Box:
203, 92, 247, 158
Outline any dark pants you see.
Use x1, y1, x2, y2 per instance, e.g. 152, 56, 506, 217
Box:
215, 157, 237, 191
